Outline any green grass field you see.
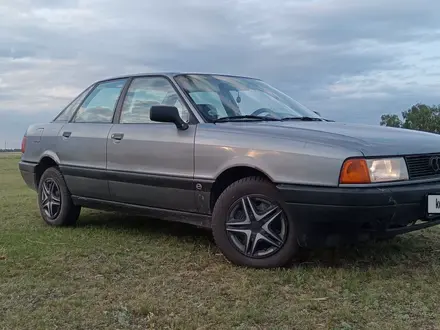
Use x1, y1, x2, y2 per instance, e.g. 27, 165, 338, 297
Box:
2, 154, 440, 329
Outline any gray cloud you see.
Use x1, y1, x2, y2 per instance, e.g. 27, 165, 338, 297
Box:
1, 0, 440, 147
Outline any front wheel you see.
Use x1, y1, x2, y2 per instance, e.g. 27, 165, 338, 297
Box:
37, 167, 81, 226
211, 177, 298, 268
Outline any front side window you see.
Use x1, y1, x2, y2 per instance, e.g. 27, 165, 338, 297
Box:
120, 77, 189, 124
174, 74, 321, 122
72, 79, 127, 123
53, 85, 94, 122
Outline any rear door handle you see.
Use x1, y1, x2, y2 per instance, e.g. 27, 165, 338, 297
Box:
111, 133, 124, 141
62, 131, 71, 138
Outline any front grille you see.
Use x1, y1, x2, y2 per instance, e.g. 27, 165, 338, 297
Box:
405, 154, 439, 179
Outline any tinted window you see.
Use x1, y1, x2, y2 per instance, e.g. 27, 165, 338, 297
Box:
53, 85, 94, 122
120, 77, 189, 124
72, 79, 127, 123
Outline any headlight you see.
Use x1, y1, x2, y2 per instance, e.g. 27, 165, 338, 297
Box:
340, 157, 409, 184
366, 158, 408, 182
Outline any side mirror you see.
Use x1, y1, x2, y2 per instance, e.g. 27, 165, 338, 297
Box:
150, 105, 189, 130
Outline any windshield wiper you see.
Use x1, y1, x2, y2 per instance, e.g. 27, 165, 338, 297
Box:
280, 116, 323, 121
213, 115, 280, 123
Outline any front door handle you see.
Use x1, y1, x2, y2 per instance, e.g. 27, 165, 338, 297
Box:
111, 133, 124, 141
62, 131, 71, 138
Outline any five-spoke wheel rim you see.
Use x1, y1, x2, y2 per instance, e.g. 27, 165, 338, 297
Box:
226, 195, 288, 258
41, 178, 61, 220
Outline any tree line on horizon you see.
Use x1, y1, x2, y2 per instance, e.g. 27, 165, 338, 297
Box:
0, 149, 21, 152
380, 103, 440, 133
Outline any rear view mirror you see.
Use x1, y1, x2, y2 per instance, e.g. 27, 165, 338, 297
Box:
150, 105, 189, 130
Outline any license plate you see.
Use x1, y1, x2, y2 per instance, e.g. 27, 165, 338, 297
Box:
428, 195, 440, 214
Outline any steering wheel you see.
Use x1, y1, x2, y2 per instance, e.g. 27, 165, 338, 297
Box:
250, 108, 281, 119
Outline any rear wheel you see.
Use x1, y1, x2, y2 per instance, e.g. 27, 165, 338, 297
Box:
37, 167, 81, 226
211, 177, 298, 268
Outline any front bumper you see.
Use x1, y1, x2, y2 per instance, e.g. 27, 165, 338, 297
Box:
277, 181, 440, 248
18, 161, 38, 191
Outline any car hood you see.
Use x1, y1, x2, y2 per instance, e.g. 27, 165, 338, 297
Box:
219, 121, 440, 156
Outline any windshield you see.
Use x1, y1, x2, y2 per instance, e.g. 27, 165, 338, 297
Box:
174, 74, 321, 122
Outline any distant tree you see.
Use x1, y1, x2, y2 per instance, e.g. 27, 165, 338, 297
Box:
380, 103, 440, 133
380, 114, 402, 128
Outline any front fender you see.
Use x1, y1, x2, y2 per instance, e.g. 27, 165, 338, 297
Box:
213, 154, 276, 181
195, 127, 362, 187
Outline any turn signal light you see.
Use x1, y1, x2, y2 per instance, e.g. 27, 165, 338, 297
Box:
339, 159, 371, 184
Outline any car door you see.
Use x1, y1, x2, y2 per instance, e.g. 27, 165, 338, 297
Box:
57, 78, 128, 200
106, 76, 197, 212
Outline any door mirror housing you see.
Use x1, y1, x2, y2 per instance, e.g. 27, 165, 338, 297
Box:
150, 105, 189, 130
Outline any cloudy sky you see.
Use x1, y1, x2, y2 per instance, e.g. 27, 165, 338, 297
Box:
1, 0, 439, 147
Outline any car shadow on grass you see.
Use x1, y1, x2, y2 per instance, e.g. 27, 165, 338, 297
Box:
76, 210, 440, 269
293, 231, 440, 269
76, 210, 215, 244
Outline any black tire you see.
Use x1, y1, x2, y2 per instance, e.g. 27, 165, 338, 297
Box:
211, 176, 298, 268
376, 235, 397, 242
37, 166, 81, 226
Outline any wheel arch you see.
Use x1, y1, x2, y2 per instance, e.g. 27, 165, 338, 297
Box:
35, 152, 60, 188
39, 151, 61, 164
210, 165, 273, 212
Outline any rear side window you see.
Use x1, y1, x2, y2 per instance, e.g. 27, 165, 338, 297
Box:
53, 85, 94, 122
72, 79, 127, 123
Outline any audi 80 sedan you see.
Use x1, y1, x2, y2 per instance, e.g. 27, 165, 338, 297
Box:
19, 72, 440, 268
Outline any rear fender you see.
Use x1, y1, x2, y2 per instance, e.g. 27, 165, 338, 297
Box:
39, 151, 60, 165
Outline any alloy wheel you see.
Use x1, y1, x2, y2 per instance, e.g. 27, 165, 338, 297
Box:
41, 178, 62, 220
226, 195, 288, 258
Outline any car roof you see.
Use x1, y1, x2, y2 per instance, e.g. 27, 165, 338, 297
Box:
96, 72, 260, 84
